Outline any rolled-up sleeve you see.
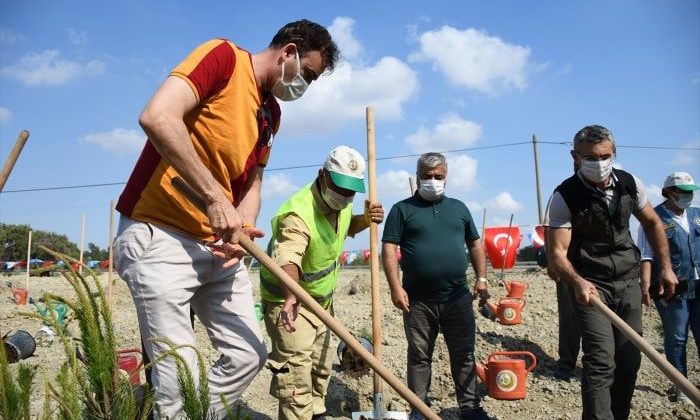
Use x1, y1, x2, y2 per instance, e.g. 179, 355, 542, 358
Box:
270, 214, 311, 269
636, 224, 654, 261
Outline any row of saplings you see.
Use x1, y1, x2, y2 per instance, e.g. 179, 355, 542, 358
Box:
0, 246, 250, 420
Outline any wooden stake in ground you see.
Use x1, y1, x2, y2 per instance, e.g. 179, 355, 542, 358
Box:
408, 176, 416, 196
107, 200, 115, 311
0, 130, 30, 192
590, 295, 700, 407
26, 230, 32, 291
364, 106, 407, 419
170, 175, 438, 420
79, 213, 86, 275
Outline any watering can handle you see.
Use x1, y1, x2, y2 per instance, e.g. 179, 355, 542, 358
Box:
487, 351, 538, 372
520, 298, 527, 309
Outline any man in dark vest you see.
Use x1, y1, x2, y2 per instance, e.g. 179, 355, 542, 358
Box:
547, 125, 678, 420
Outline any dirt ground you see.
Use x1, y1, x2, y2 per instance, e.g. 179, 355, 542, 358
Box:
1, 266, 698, 419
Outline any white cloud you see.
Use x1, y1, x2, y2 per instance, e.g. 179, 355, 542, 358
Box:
377, 169, 414, 199
484, 191, 522, 213
68, 28, 88, 45
405, 113, 481, 153
0, 107, 10, 123
446, 154, 478, 191
261, 173, 299, 200
409, 26, 532, 95
279, 18, 419, 138
0, 29, 23, 44
692, 72, 700, 84
329, 17, 362, 62
645, 184, 663, 206
81, 128, 144, 154
672, 138, 700, 166
0, 50, 105, 86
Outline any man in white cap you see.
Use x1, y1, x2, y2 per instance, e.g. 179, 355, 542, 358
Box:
637, 171, 700, 405
260, 145, 384, 420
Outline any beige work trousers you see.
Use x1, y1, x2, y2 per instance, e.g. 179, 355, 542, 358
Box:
264, 303, 334, 420
114, 216, 267, 419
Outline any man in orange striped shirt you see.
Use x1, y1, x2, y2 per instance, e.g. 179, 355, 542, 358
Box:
113, 20, 338, 418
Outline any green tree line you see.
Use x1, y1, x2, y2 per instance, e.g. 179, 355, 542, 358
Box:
0, 223, 108, 262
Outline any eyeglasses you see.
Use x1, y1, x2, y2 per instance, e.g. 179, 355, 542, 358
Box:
257, 98, 275, 147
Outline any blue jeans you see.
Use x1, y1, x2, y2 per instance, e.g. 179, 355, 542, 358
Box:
654, 294, 700, 377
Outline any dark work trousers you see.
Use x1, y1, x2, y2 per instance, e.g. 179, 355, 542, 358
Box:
403, 293, 480, 414
571, 278, 642, 420
557, 280, 581, 369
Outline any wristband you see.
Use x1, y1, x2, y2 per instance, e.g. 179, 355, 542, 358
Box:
476, 277, 488, 285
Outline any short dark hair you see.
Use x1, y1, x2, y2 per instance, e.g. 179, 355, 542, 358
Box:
573, 125, 616, 153
270, 19, 339, 73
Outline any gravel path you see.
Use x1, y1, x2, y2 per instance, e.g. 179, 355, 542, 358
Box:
1, 267, 697, 419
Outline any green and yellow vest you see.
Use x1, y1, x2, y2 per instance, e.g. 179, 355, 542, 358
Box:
260, 183, 352, 308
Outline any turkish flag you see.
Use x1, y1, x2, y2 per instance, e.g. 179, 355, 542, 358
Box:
530, 225, 546, 249
484, 226, 522, 269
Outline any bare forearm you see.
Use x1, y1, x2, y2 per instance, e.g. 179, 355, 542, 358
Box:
640, 261, 651, 289
382, 243, 402, 292
279, 264, 301, 300
236, 170, 262, 225
550, 252, 584, 288
467, 241, 487, 279
348, 214, 369, 236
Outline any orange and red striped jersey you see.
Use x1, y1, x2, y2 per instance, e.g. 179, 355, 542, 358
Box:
117, 39, 280, 240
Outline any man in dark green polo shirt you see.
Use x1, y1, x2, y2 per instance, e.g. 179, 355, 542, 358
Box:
382, 152, 490, 420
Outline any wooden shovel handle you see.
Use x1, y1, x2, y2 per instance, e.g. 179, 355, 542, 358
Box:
590, 295, 700, 406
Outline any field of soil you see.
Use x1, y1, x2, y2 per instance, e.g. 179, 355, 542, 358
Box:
1, 266, 698, 419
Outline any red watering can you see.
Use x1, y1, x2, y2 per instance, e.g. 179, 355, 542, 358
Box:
503, 280, 528, 299
117, 348, 143, 385
481, 297, 527, 325
475, 351, 537, 400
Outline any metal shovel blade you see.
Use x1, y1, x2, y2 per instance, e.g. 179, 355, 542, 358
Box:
351, 393, 407, 420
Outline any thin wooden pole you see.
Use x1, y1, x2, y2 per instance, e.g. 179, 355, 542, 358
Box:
26, 230, 32, 290
79, 213, 86, 275
107, 200, 115, 311
532, 134, 543, 224
408, 176, 416, 196
0, 130, 30, 192
366, 106, 387, 416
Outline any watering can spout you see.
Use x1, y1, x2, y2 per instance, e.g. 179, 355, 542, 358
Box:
485, 300, 498, 315
503, 281, 512, 293
475, 361, 487, 383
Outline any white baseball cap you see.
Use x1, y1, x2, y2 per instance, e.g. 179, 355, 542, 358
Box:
663, 171, 700, 192
323, 146, 366, 193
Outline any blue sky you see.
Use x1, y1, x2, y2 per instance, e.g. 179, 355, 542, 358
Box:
1, 0, 698, 255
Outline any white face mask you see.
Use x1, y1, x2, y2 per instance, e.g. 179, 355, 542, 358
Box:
672, 192, 694, 210
418, 179, 445, 201
320, 181, 353, 210
271, 50, 308, 102
579, 158, 613, 184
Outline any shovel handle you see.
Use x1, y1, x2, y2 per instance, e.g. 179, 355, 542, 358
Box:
590, 295, 700, 407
